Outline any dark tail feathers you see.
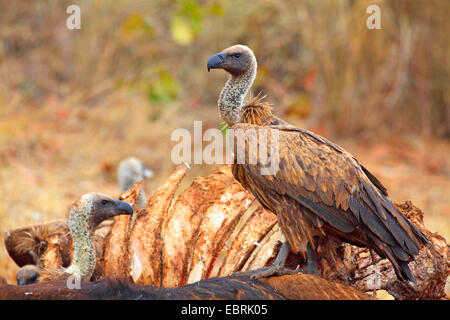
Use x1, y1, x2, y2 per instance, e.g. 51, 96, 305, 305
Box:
396, 261, 415, 283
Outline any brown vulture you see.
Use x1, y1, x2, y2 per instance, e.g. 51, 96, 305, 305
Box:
207, 44, 431, 282
20, 193, 132, 282
6, 215, 117, 285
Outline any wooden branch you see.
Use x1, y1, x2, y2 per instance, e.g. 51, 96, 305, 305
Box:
102, 181, 142, 280
162, 166, 235, 287
335, 201, 450, 300
0, 273, 371, 300
128, 165, 187, 285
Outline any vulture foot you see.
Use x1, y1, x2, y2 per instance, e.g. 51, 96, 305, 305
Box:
249, 265, 301, 280
236, 242, 302, 280
306, 242, 320, 276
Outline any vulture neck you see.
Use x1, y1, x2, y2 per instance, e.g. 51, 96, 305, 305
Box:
66, 203, 96, 281
218, 63, 257, 126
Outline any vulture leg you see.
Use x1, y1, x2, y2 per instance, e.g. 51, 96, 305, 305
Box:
245, 242, 301, 280
369, 249, 379, 298
306, 241, 320, 276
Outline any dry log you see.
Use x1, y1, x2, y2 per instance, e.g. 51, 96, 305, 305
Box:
243, 224, 283, 271
214, 203, 276, 277
128, 165, 187, 285
102, 181, 142, 280
162, 166, 234, 287
0, 273, 371, 300
186, 177, 255, 283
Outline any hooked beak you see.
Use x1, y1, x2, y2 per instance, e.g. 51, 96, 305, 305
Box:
115, 200, 133, 215
207, 52, 225, 72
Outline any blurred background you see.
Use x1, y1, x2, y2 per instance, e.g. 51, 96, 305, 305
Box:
0, 0, 448, 285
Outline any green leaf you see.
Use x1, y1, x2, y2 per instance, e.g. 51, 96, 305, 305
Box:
219, 122, 230, 135
147, 69, 180, 103
170, 0, 203, 45
170, 15, 194, 46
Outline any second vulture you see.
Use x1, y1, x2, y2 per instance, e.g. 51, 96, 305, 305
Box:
207, 44, 431, 282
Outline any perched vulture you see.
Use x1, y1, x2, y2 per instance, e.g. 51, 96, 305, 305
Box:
11, 194, 132, 283
207, 44, 431, 282
6, 216, 114, 285
117, 157, 153, 209
5, 219, 71, 285
4, 219, 71, 269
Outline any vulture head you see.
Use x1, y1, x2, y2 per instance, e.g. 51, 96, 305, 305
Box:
72, 193, 133, 232
59, 193, 133, 281
207, 44, 256, 77
16, 265, 40, 285
117, 157, 153, 192
117, 157, 153, 209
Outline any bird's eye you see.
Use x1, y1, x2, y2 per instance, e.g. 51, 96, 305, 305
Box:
233, 54, 241, 58
101, 200, 108, 205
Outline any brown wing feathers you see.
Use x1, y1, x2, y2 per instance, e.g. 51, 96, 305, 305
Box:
232, 123, 430, 282
361, 165, 388, 196
294, 193, 355, 233
285, 125, 389, 197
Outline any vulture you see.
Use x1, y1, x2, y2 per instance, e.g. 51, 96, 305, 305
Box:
4, 219, 71, 268
6, 205, 122, 285
207, 44, 431, 282
117, 157, 154, 209
15, 193, 132, 283
9, 159, 148, 285
16, 265, 40, 285
5, 219, 72, 285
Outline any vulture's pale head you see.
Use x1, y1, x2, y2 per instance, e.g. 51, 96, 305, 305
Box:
117, 157, 153, 192
207, 44, 257, 76
70, 193, 133, 232
16, 265, 40, 285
